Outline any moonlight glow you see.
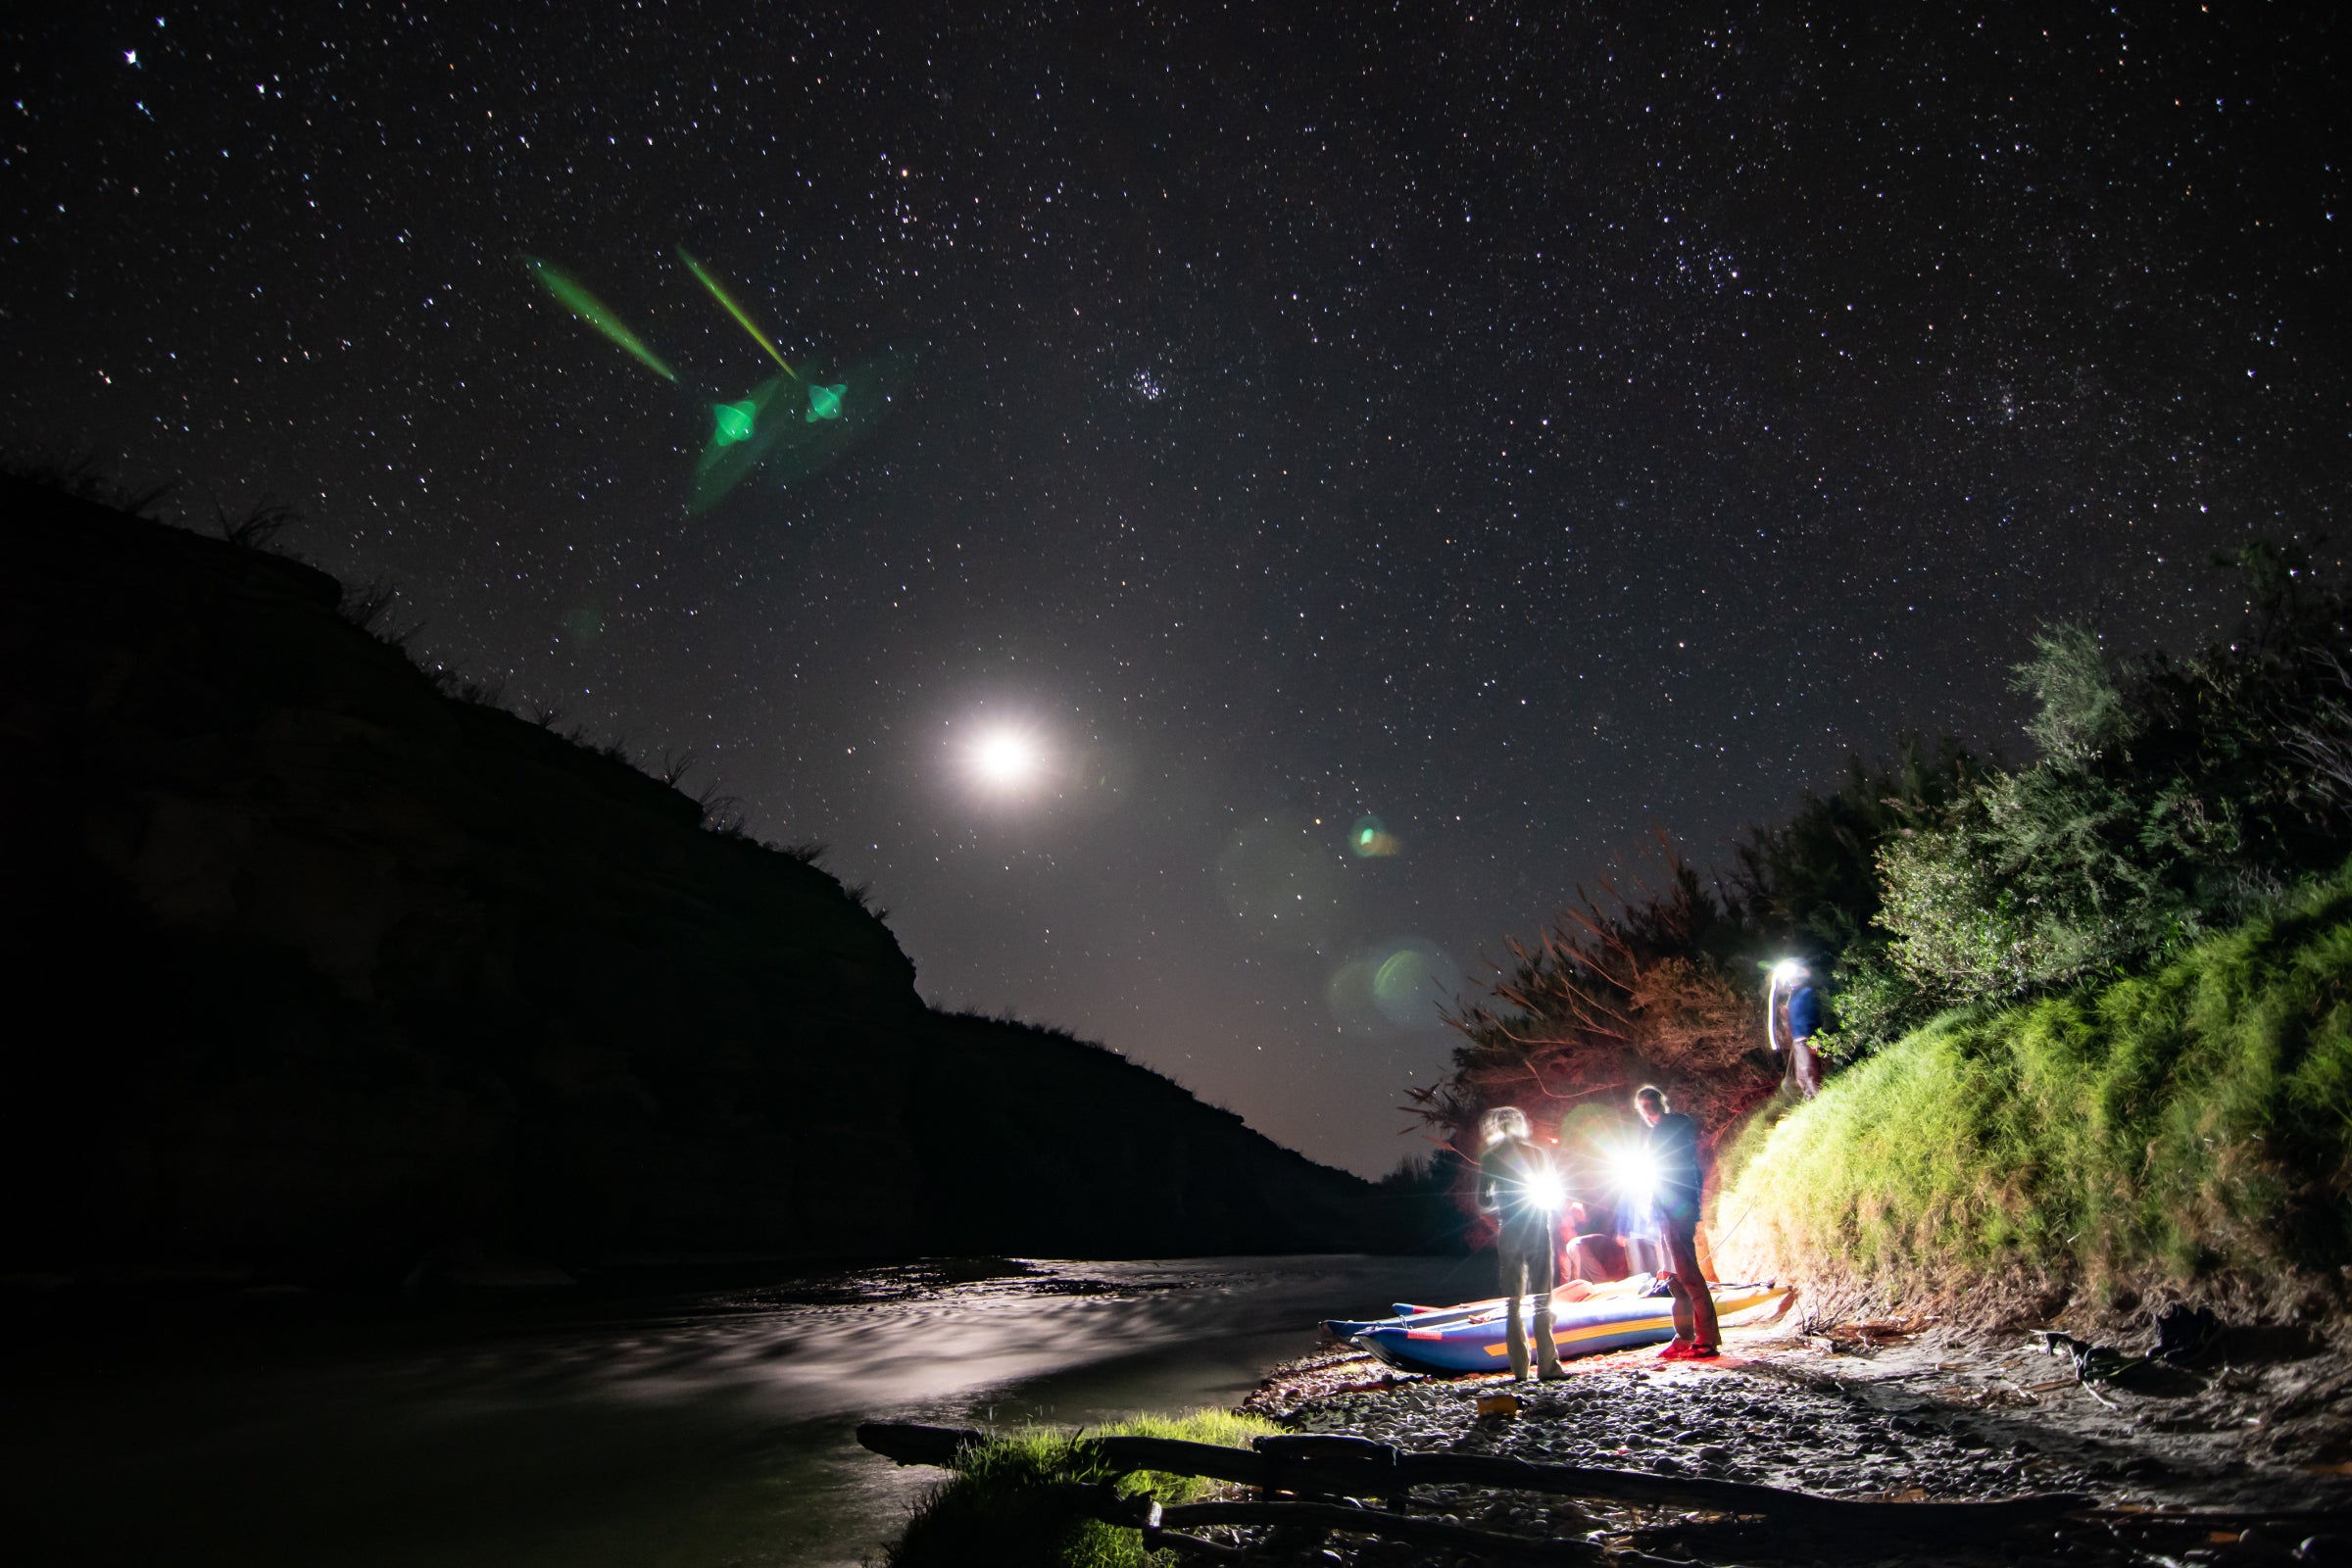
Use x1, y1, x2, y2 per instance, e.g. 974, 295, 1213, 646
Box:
971, 729, 1041, 788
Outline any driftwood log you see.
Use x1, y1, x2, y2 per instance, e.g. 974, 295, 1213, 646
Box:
856, 1421, 2088, 1547
1080, 1487, 1601, 1563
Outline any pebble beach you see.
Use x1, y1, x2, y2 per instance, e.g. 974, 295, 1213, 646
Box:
1228, 1311, 2352, 1564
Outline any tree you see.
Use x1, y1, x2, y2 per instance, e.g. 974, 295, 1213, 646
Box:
1417, 841, 1779, 1193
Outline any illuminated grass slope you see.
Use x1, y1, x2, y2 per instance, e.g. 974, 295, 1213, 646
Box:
1717, 863, 2352, 1315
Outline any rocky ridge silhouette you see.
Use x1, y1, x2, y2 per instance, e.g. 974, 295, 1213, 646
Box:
0, 477, 1377, 1281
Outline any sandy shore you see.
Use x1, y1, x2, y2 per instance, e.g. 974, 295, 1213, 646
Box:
1233, 1308, 2352, 1564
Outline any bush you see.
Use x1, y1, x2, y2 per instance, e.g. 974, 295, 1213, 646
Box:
886, 1409, 1278, 1568
1734, 740, 1981, 1059
1432, 546, 2352, 1198
1734, 740, 1982, 963
1877, 629, 2220, 1004
1879, 561, 2352, 1013
1421, 843, 1780, 1188
1717, 862, 2352, 1314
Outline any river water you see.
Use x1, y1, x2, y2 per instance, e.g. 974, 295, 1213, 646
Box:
4, 1254, 1480, 1567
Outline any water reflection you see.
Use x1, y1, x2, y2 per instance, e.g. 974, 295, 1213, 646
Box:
2, 1254, 1479, 1568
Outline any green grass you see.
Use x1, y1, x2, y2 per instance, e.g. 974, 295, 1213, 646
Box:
1717, 864, 2352, 1314
884, 1408, 1279, 1568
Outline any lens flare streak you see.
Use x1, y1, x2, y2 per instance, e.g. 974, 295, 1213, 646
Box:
678, 248, 797, 377
523, 257, 676, 381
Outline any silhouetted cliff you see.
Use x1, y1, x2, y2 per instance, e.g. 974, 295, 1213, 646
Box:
0, 477, 1378, 1280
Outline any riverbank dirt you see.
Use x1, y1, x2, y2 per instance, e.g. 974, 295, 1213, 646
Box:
1233, 1306, 2352, 1565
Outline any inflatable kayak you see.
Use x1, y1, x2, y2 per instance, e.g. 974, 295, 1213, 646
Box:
1327, 1275, 1675, 1341
1330, 1278, 1791, 1375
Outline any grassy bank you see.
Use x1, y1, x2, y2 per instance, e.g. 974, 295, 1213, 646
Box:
887, 1409, 1276, 1568
1716, 865, 2352, 1319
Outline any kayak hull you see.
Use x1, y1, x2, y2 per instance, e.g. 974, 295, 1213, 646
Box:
1336, 1283, 1789, 1376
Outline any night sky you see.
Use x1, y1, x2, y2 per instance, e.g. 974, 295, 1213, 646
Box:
5, 5, 2346, 1177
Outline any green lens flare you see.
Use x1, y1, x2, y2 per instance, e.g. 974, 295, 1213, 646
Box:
677, 248, 796, 377
712, 400, 756, 445
687, 349, 913, 514
524, 256, 676, 381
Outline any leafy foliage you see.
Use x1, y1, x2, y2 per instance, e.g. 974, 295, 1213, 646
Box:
1878, 549, 2352, 1010
1421, 753, 1982, 1170
1733, 740, 1983, 1058
1417, 840, 1781, 1191
1426, 544, 2352, 1183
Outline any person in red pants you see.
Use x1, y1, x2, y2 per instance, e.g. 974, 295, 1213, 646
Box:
1634, 1085, 1720, 1360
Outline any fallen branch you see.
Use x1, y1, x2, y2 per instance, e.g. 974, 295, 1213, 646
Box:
1151, 1496, 1599, 1563
2101, 1506, 2352, 1529
1029, 1480, 1598, 1564
1131, 1526, 1244, 1560
855, 1422, 2087, 1543
1378, 1448, 2082, 1537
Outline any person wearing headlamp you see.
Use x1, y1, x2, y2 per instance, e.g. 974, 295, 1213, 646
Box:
1475, 1105, 1565, 1381
1770, 959, 1824, 1100
1635, 1085, 1720, 1360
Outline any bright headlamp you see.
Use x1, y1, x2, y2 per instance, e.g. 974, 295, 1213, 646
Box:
1611, 1145, 1657, 1204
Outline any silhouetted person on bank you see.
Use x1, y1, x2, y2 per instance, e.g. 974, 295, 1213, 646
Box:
1635, 1085, 1720, 1360
1773, 962, 1824, 1100
1476, 1105, 1564, 1381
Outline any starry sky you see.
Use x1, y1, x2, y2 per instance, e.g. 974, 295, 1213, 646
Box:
5, 5, 2347, 1178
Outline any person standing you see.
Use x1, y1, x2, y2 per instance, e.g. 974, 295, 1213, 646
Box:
1554, 1190, 1597, 1283
1634, 1085, 1720, 1360
1774, 963, 1824, 1100
1613, 1177, 1661, 1276
1475, 1105, 1564, 1381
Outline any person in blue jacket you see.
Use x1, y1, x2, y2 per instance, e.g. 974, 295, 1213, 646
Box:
1635, 1085, 1720, 1360
1775, 962, 1824, 1100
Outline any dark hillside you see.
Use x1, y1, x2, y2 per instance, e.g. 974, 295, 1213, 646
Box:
908, 1012, 1376, 1256
0, 478, 1376, 1279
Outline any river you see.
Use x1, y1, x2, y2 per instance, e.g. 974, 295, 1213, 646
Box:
3, 1254, 1481, 1567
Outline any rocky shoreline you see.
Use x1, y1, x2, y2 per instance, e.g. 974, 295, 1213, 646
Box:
1232, 1308, 2352, 1564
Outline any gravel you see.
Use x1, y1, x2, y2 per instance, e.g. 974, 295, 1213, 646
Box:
1224, 1317, 2352, 1565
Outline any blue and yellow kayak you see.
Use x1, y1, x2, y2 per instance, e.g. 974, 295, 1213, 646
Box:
1330, 1278, 1791, 1375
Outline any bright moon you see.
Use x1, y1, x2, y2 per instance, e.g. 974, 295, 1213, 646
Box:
972, 730, 1039, 787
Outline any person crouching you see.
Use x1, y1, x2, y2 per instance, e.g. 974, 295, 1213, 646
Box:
1476, 1105, 1564, 1381
1634, 1085, 1721, 1360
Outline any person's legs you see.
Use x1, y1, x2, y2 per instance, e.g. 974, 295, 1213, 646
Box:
1531, 1232, 1561, 1378
1793, 1036, 1821, 1099
1663, 1220, 1720, 1350
1499, 1246, 1532, 1380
